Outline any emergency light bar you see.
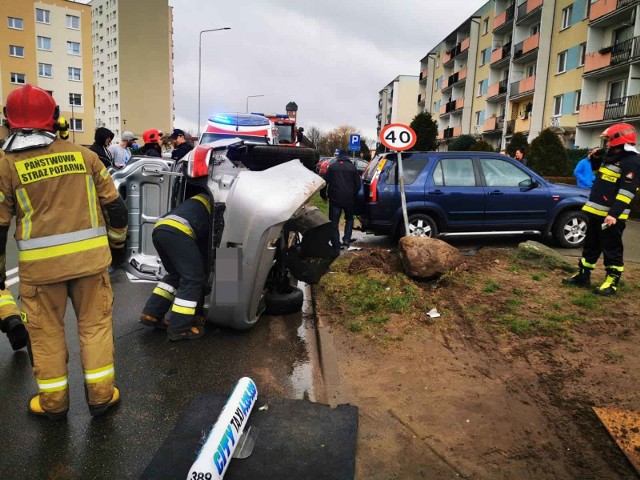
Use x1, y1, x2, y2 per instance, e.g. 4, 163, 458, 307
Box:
208, 113, 270, 127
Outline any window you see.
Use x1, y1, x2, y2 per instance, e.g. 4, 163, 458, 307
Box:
578, 43, 586, 66
10, 73, 26, 84
35, 8, 50, 24
479, 158, 529, 187
557, 51, 567, 73
574, 90, 581, 113
385, 155, 430, 185
68, 67, 81, 81
433, 158, 476, 187
70, 118, 83, 131
553, 95, 563, 116
9, 45, 24, 57
475, 111, 482, 127
66, 14, 80, 30
526, 63, 536, 77
483, 18, 489, 35
8, 17, 23, 30
67, 41, 81, 55
37, 36, 52, 51
477, 80, 484, 96
69, 93, 82, 106
608, 80, 626, 102
530, 23, 540, 36
38, 63, 52, 78
561, 5, 573, 29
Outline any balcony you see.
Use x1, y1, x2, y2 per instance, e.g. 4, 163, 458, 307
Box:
590, 0, 639, 23
443, 126, 462, 139
443, 68, 467, 90
584, 36, 640, 74
515, 116, 531, 133
487, 78, 508, 100
493, 4, 515, 33
578, 94, 640, 123
491, 42, 512, 68
444, 37, 471, 65
513, 33, 539, 62
419, 69, 428, 81
483, 115, 505, 132
438, 130, 445, 140
517, 0, 543, 23
510, 75, 536, 98
439, 98, 464, 116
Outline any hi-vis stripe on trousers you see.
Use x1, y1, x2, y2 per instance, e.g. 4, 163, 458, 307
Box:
20, 271, 116, 414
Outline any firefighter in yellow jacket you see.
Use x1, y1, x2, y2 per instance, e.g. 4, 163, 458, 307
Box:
0, 288, 28, 351
0, 85, 128, 419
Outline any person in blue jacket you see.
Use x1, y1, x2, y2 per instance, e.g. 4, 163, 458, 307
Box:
574, 148, 602, 188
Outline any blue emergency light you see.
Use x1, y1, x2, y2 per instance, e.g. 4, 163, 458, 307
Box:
209, 113, 270, 127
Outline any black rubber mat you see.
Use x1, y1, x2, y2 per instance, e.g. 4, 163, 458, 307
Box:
141, 395, 358, 480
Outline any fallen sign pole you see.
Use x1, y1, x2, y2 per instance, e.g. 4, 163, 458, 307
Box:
379, 123, 417, 237
187, 377, 258, 479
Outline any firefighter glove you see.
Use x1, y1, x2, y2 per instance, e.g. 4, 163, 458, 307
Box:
110, 247, 126, 269
1, 315, 28, 351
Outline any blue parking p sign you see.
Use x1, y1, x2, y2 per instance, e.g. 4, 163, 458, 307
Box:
349, 134, 361, 151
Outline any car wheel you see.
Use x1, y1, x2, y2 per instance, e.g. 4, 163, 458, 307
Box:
264, 287, 304, 316
399, 213, 438, 238
553, 210, 588, 248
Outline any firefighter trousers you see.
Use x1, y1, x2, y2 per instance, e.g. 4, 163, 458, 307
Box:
20, 271, 115, 414
582, 213, 626, 267
142, 229, 205, 334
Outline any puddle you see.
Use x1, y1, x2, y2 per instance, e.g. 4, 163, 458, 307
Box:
288, 282, 317, 401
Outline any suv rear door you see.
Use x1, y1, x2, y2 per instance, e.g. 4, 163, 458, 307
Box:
478, 156, 552, 229
110, 156, 178, 280
426, 155, 485, 230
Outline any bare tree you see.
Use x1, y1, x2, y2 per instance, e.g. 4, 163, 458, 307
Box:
305, 126, 323, 149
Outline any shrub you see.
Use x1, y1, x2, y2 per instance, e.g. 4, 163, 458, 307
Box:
448, 134, 476, 151
469, 140, 496, 152
410, 112, 438, 151
528, 129, 570, 176
506, 132, 529, 157
566, 148, 590, 167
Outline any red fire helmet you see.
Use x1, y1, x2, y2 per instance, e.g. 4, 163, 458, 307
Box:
4, 84, 58, 131
600, 123, 636, 147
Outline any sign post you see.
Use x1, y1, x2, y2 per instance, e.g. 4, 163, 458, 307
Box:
378, 123, 417, 237
348, 134, 361, 158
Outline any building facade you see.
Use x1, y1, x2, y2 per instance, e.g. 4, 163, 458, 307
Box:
91, 0, 174, 141
417, 0, 639, 151
377, 75, 419, 140
0, 0, 94, 144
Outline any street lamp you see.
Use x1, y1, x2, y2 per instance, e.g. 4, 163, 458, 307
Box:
198, 27, 231, 137
245, 94, 265, 114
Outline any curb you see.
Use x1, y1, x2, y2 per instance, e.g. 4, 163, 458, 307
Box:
309, 285, 348, 407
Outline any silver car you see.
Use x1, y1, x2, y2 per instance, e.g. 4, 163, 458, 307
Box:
112, 139, 336, 330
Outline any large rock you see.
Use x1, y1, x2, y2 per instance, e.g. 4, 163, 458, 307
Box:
517, 240, 576, 272
398, 236, 464, 279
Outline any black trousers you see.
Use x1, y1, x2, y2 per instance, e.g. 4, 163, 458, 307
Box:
142, 228, 205, 333
582, 213, 626, 267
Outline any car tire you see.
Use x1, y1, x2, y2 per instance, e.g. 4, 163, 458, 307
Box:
246, 146, 320, 171
264, 287, 304, 316
398, 213, 438, 238
553, 210, 588, 248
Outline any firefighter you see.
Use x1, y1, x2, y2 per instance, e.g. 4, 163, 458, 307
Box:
563, 123, 640, 295
0, 288, 28, 351
0, 84, 128, 419
139, 192, 211, 341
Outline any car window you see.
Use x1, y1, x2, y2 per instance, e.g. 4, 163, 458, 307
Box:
385, 155, 430, 185
363, 155, 386, 181
432, 158, 476, 186
480, 158, 530, 187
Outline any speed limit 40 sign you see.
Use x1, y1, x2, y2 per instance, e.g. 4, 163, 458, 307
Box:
379, 123, 417, 151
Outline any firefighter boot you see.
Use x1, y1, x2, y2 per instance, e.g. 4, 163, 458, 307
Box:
88, 387, 121, 417
562, 259, 594, 288
28, 395, 68, 421
139, 313, 169, 330
594, 266, 623, 296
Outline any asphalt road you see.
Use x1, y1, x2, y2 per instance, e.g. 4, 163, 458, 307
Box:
0, 265, 319, 478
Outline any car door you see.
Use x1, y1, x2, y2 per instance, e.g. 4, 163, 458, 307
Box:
110, 156, 179, 280
478, 156, 552, 229
425, 156, 485, 230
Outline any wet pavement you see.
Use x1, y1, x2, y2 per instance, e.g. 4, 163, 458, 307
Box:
0, 269, 319, 478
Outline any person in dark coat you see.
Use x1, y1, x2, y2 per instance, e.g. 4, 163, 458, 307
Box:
169, 129, 193, 161
89, 127, 115, 168
320, 149, 362, 253
139, 128, 163, 157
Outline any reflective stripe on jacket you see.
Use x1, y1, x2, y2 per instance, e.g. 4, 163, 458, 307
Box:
0, 138, 125, 284
153, 194, 212, 243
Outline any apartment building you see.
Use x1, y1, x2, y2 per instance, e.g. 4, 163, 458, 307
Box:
377, 75, 419, 138
91, 0, 173, 141
417, 0, 631, 151
576, 0, 640, 147
0, 0, 94, 144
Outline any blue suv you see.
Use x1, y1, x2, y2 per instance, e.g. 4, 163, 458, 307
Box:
358, 151, 590, 248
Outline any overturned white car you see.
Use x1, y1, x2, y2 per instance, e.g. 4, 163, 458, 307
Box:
111, 139, 336, 330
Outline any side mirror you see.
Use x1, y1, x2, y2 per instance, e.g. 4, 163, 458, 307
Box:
519, 178, 539, 190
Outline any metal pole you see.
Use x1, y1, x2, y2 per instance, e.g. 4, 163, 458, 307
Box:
398, 151, 410, 236
245, 94, 265, 113
197, 27, 231, 138
70, 94, 76, 143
